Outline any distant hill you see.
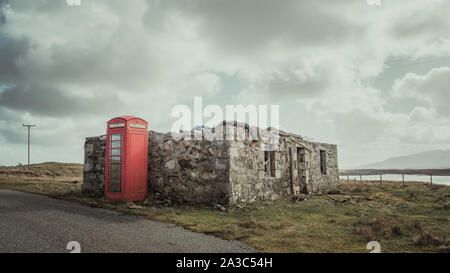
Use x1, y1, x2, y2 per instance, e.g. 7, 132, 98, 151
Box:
357, 150, 450, 169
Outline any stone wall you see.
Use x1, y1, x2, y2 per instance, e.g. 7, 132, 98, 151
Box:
228, 130, 340, 203
82, 123, 339, 205
307, 143, 339, 194
229, 140, 291, 203
148, 131, 231, 205
82, 135, 106, 195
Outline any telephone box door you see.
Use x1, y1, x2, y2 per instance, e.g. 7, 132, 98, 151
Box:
108, 133, 123, 194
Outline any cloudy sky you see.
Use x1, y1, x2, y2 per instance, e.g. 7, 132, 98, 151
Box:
0, 0, 449, 168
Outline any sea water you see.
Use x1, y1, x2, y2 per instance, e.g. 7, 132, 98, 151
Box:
339, 174, 450, 186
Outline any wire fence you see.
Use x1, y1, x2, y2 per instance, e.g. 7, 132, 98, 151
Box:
339, 173, 450, 187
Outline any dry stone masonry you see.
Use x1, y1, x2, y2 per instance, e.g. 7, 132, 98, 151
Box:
82, 136, 106, 195
148, 131, 231, 204
83, 122, 339, 204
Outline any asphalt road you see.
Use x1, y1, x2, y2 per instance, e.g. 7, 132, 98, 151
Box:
0, 189, 256, 253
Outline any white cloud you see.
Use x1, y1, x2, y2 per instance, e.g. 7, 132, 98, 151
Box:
393, 67, 450, 116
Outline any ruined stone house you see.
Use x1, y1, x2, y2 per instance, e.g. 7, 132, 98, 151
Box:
83, 121, 339, 205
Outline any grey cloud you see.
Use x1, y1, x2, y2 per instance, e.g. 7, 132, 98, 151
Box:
398, 127, 450, 146
0, 123, 79, 147
267, 64, 333, 98
237, 59, 339, 104
0, 127, 26, 145
333, 109, 387, 146
0, 0, 165, 92
391, 3, 450, 39
269, 79, 328, 98
0, 34, 30, 83
249, 73, 331, 103
6, 0, 67, 13
393, 67, 450, 117
151, 0, 364, 54
0, 84, 123, 117
0, 0, 6, 24
0, 107, 22, 123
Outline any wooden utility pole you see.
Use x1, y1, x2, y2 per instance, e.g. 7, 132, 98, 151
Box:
23, 124, 36, 165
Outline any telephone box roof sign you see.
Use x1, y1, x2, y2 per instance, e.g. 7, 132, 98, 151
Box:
108, 116, 148, 130
108, 116, 146, 122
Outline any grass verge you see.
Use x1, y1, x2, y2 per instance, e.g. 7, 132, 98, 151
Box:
0, 174, 448, 253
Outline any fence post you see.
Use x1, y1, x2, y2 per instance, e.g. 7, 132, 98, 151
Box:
402, 174, 405, 187
430, 174, 433, 185
380, 174, 382, 186
360, 175, 363, 186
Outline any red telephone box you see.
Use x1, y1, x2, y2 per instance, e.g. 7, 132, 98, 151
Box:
105, 116, 148, 202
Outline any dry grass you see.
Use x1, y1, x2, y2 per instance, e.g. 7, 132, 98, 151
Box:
0, 162, 82, 182
0, 162, 82, 197
352, 217, 421, 241
414, 231, 449, 247
0, 163, 449, 253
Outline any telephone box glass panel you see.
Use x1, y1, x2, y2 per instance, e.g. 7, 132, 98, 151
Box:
111, 141, 121, 148
109, 134, 122, 193
111, 134, 121, 141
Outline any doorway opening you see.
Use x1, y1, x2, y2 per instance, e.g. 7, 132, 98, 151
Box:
297, 147, 308, 194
